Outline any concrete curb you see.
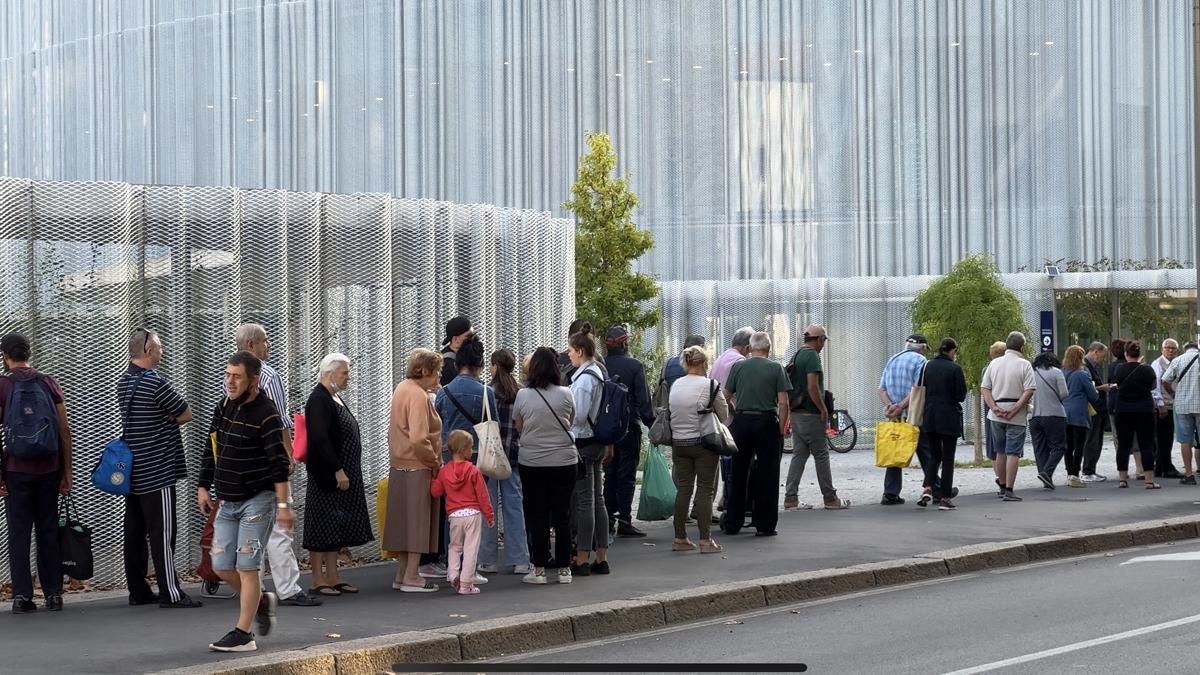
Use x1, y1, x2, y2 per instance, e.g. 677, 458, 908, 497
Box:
158, 514, 1200, 674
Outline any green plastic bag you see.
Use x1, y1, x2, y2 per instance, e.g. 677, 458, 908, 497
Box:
637, 444, 677, 521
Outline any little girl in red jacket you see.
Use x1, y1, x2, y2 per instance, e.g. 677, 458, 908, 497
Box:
431, 430, 495, 594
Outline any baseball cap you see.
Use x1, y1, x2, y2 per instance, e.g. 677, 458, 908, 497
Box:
1, 332, 30, 357
442, 316, 472, 347
683, 335, 706, 349
906, 334, 929, 345
605, 325, 630, 347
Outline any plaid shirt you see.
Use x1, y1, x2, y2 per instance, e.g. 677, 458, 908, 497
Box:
879, 349, 927, 404
495, 396, 521, 463
1163, 349, 1200, 415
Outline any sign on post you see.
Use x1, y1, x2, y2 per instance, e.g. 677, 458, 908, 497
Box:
1040, 311, 1055, 353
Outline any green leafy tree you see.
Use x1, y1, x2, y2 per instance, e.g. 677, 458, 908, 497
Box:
563, 132, 659, 340
911, 254, 1029, 461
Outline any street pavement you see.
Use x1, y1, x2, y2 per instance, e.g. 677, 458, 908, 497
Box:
2, 441, 1194, 673
507, 539, 1200, 674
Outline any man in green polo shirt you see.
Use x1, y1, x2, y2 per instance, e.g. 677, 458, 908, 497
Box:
783, 325, 847, 511
722, 332, 790, 537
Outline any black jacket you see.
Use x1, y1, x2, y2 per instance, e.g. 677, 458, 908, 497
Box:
919, 354, 968, 438
602, 348, 656, 430
303, 383, 348, 493
1085, 357, 1106, 415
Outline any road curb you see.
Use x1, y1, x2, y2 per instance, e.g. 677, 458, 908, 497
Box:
160, 513, 1200, 674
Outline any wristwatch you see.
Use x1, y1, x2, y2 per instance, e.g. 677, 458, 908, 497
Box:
276, 502, 290, 510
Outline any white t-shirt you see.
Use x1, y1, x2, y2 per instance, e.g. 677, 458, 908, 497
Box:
981, 350, 1037, 426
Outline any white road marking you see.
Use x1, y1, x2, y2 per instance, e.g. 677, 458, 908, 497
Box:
942, 613, 1200, 675
1120, 551, 1200, 565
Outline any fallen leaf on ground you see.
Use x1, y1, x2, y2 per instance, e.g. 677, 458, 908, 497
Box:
324, 633, 341, 639
724, 620, 743, 625
641, 542, 656, 547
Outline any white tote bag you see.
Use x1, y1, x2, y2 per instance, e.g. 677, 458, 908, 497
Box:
475, 396, 512, 480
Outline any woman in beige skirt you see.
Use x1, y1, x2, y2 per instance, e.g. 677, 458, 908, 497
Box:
386, 348, 444, 592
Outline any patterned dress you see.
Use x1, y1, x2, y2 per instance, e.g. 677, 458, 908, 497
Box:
302, 401, 375, 552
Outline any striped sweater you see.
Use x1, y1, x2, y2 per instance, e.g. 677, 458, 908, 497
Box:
200, 392, 288, 502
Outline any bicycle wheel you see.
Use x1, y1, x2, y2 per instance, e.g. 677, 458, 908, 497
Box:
827, 410, 857, 453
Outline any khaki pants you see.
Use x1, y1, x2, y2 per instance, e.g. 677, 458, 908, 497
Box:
785, 412, 838, 503
672, 444, 719, 540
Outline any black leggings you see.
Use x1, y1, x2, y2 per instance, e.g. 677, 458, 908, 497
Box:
1065, 425, 1089, 477
520, 463, 576, 569
921, 433, 957, 500
1114, 412, 1156, 474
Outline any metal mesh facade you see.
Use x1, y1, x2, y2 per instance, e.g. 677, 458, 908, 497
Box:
0, 177, 575, 588
0, 0, 1193, 283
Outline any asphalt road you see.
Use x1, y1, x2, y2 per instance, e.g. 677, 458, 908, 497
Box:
499, 540, 1200, 674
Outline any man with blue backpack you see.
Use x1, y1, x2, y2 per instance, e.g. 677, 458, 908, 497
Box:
602, 326, 655, 538
0, 332, 74, 614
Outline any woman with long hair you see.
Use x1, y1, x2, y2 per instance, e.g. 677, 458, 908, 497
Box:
1030, 351, 1070, 489
1061, 345, 1100, 488
477, 349, 531, 575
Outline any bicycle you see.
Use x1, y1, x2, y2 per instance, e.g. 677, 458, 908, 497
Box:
826, 409, 857, 454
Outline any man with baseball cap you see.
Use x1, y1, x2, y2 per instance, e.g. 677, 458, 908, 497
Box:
602, 326, 656, 537
877, 334, 946, 505
441, 317, 473, 386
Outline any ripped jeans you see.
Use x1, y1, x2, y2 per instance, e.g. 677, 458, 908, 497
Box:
211, 491, 276, 572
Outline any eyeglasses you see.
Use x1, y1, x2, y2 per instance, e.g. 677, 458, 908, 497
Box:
134, 327, 153, 354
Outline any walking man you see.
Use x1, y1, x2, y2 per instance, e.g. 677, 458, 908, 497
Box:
981, 332, 1037, 501
1080, 342, 1112, 482
1152, 339, 1183, 479
722, 332, 790, 537
120, 328, 201, 608
233, 324, 320, 607
0, 332, 73, 614
783, 325, 848, 510
876, 335, 935, 504
602, 326, 656, 537
199, 351, 292, 652
1162, 341, 1200, 483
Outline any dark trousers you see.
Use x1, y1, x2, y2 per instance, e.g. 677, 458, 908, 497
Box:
724, 414, 782, 535
883, 433, 936, 496
921, 434, 957, 500
123, 485, 185, 603
1082, 411, 1108, 476
419, 496, 447, 566
3, 471, 63, 599
1030, 416, 1067, 477
1065, 425, 1089, 477
604, 429, 641, 522
1155, 410, 1178, 476
1114, 412, 1157, 474
520, 464, 576, 568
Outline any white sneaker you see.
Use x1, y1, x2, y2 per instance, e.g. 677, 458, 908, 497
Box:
477, 564, 498, 574
522, 569, 548, 585
472, 573, 488, 585
1081, 473, 1107, 483
418, 563, 447, 579
557, 568, 573, 584
512, 563, 533, 575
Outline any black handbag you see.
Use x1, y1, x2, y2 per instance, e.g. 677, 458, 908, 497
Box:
699, 381, 738, 457
57, 494, 93, 581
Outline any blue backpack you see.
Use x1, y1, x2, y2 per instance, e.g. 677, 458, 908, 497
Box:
2, 374, 60, 459
581, 369, 631, 445
91, 371, 146, 496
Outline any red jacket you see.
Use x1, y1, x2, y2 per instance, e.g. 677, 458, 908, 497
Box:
430, 460, 494, 521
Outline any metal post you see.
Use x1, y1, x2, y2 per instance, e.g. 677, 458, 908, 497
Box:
1195, 0, 1200, 341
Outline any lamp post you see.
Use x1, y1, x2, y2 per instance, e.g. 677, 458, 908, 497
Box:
1195, 0, 1200, 341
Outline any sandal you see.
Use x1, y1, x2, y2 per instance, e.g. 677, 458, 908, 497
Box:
310, 585, 342, 597
672, 539, 697, 552
1118, 480, 1129, 488
332, 583, 360, 594
1146, 482, 1163, 490
699, 539, 723, 554
824, 499, 851, 510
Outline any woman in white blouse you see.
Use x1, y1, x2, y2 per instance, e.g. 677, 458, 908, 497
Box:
667, 346, 731, 553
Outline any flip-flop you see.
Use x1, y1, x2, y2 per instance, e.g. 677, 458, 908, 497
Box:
332, 583, 360, 594
309, 585, 341, 597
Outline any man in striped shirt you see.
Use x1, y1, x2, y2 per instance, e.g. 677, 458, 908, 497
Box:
119, 328, 202, 608
232, 323, 318, 607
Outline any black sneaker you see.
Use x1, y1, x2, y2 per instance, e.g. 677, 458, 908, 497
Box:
950, 487, 960, 498
880, 493, 905, 505
590, 560, 610, 575
1037, 472, 1055, 490
279, 591, 322, 607
160, 594, 204, 609
1181, 475, 1197, 485
1002, 491, 1023, 502
917, 491, 932, 507
255, 592, 278, 637
569, 562, 591, 577
209, 628, 257, 653
11, 597, 37, 614
44, 594, 63, 612
616, 521, 646, 537
128, 594, 157, 606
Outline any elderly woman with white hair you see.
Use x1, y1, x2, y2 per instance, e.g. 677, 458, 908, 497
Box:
302, 353, 374, 596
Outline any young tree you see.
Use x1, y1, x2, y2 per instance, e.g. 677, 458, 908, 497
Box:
563, 132, 659, 339
910, 254, 1029, 461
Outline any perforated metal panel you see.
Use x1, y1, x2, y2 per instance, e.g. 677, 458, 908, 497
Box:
0, 177, 575, 588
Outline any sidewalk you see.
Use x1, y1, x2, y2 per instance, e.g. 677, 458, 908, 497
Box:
4, 439, 1195, 674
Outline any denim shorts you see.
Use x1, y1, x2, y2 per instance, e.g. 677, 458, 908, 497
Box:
211, 491, 276, 572
1176, 413, 1200, 446
986, 420, 1027, 459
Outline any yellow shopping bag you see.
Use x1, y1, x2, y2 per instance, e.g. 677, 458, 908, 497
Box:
874, 421, 919, 468
376, 478, 399, 560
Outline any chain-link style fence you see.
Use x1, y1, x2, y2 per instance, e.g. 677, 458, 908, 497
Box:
0, 178, 575, 588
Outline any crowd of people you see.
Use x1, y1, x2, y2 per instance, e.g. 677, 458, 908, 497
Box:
1, 317, 1196, 654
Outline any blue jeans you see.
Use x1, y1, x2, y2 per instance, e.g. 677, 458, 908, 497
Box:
211, 491, 276, 572
479, 469, 530, 567
988, 420, 1027, 459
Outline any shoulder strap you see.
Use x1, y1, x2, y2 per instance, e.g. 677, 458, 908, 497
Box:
1035, 369, 1065, 404
120, 371, 151, 436
443, 387, 479, 426
1177, 353, 1200, 381
533, 388, 574, 445
700, 379, 719, 414
917, 361, 929, 386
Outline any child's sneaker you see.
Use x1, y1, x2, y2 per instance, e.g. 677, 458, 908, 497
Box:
522, 569, 548, 585
557, 567, 573, 584
457, 584, 480, 595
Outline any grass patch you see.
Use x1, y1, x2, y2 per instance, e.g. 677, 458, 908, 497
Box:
954, 458, 1036, 469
